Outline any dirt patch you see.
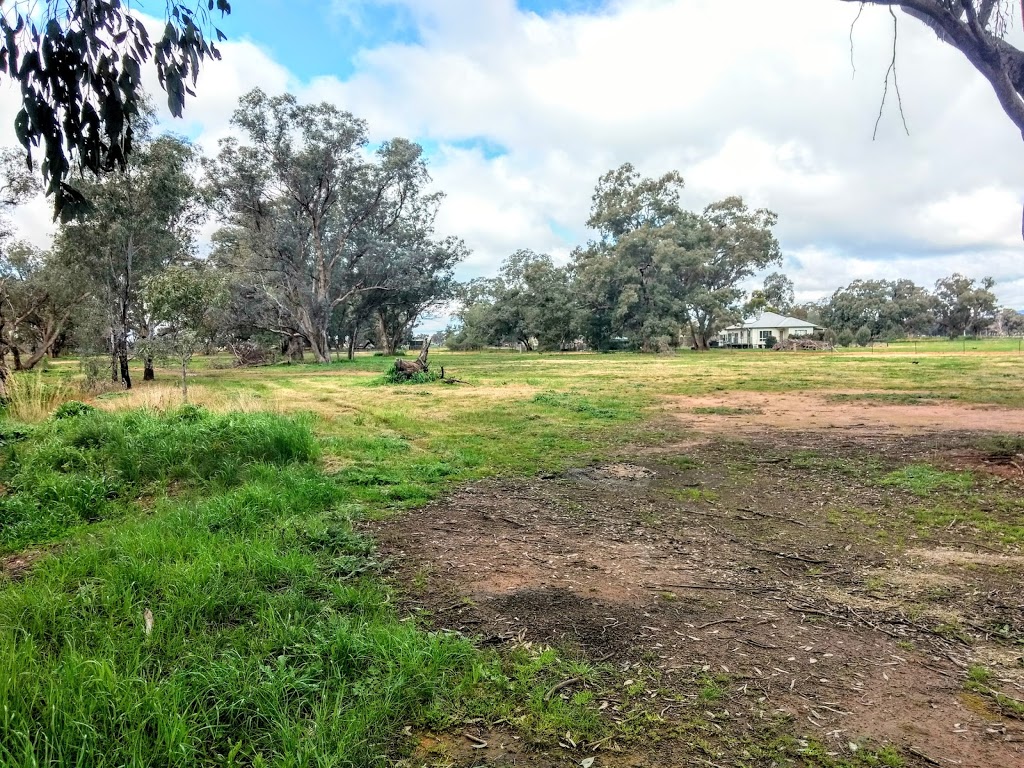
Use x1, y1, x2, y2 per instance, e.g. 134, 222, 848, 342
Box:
905, 548, 1024, 567
1, 549, 45, 581
669, 391, 1024, 435
372, 431, 1024, 767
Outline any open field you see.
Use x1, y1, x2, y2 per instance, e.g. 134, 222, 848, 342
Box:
2, 347, 1024, 767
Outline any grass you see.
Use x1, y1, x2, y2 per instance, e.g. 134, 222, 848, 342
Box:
879, 464, 974, 496
0, 406, 607, 767
689, 405, 762, 415
965, 666, 1024, 719
3, 344, 1024, 764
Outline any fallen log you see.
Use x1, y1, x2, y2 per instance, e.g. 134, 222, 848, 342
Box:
392, 338, 431, 379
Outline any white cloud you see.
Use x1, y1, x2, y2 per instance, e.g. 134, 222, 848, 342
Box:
5, 0, 1024, 311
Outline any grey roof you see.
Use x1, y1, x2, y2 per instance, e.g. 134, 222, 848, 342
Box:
722, 312, 822, 331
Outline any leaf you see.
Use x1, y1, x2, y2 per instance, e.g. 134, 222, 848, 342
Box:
581, 759, 595, 768
143, 608, 154, 636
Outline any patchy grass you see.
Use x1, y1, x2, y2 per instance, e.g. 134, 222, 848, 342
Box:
689, 405, 763, 415
879, 464, 974, 496
4, 345, 1024, 765
975, 433, 1024, 460
965, 666, 1024, 719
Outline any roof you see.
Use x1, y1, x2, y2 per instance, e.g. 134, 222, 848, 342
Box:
722, 312, 822, 331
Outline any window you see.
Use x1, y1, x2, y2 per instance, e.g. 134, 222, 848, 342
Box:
791, 328, 810, 337
759, 330, 773, 340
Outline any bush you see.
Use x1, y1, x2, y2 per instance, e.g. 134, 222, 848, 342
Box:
855, 324, 872, 346
380, 366, 439, 385
52, 401, 97, 420
837, 329, 855, 347
761, 334, 778, 349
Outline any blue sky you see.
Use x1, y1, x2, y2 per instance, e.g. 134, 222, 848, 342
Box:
6, 0, 1024, 330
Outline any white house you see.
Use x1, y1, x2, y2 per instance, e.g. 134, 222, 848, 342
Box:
718, 311, 822, 349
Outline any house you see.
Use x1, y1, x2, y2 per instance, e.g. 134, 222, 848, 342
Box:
718, 312, 823, 349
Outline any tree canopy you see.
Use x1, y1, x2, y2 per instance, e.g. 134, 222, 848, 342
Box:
0, 0, 232, 219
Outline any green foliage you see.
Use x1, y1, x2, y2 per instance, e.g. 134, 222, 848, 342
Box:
380, 367, 440, 385
837, 328, 855, 347
855, 324, 872, 346
531, 391, 626, 419
934, 273, 998, 338
0, 0, 231, 220
51, 401, 96, 420
821, 279, 935, 339
976, 433, 1024, 459
0, 407, 319, 552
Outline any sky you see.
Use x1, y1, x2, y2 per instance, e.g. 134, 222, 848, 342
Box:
3, 0, 1024, 331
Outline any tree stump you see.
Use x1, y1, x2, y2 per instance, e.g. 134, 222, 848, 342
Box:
393, 338, 431, 379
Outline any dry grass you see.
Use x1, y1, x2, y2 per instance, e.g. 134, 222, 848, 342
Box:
92, 383, 282, 414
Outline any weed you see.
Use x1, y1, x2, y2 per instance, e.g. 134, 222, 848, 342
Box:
965, 665, 1024, 719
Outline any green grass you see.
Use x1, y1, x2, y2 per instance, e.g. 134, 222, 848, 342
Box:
4, 345, 1024, 765
879, 464, 974, 496
0, 405, 319, 552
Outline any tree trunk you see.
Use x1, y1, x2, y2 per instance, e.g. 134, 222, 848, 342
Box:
347, 328, 356, 361
0, 361, 8, 401
116, 330, 132, 389
11, 346, 22, 371
119, 349, 132, 389
181, 359, 189, 403
309, 329, 331, 364
143, 357, 155, 381
285, 335, 305, 363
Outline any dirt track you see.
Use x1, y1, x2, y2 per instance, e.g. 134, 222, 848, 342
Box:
374, 393, 1024, 767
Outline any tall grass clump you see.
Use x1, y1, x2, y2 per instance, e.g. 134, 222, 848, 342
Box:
3, 370, 77, 422
0, 453, 480, 767
0, 405, 319, 551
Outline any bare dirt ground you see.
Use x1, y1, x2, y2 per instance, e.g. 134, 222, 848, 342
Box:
372, 392, 1024, 768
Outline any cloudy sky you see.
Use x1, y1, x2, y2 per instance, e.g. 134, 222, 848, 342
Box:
4, 0, 1024, 327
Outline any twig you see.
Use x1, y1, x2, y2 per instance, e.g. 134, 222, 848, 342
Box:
907, 746, 941, 766
755, 548, 828, 565
544, 677, 582, 701
737, 507, 806, 527
696, 617, 745, 630
463, 732, 488, 747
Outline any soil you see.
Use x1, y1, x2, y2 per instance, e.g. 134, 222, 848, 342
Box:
373, 391, 1024, 768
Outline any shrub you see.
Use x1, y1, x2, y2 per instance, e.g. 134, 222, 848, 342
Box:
52, 401, 97, 420
837, 329, 855, 347
380, 366, 439, 385
855, 324, 872, 346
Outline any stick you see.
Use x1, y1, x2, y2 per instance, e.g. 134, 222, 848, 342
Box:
544, 677, 582, 701
737, 507, 806, 527
907, 747, 941, 766
755, 548, 828, 565
696, 617, 745, 630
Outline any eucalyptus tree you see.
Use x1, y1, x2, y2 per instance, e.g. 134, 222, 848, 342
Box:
842, 2, 1024, 139
0, 242, 89, 372
933, 273, 998, 336
821, 279, 936, 338
673, 197, 782, 350
0, 0, 232, 219
141, 264, 222, 401
580, 164, 688, 351
54, 132, 201, 388
206, 89, 446, 364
